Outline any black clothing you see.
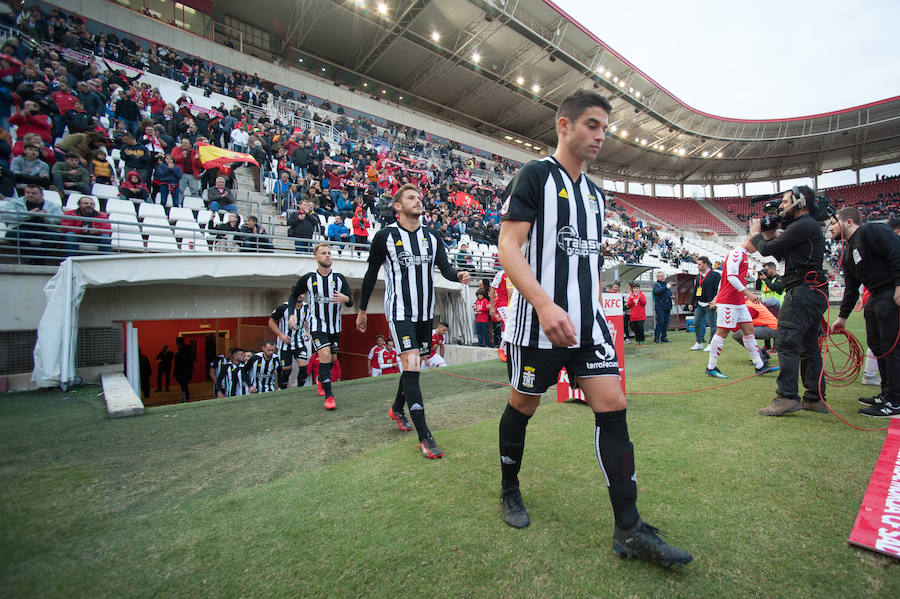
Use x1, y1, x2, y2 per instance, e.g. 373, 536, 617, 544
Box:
837, 223, 900, 319
691, 269, 721, 305
863, 288, 900, 403
755, 274, 784, 295
774, 285, 827, 402
751, 213, 826, 290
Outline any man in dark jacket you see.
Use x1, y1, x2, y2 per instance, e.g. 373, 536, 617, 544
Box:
173, 336, 195, 403
688, 256, 721, 350
287, 200, 320, 254
652, 271, 673, 343
249, 140, 268, 192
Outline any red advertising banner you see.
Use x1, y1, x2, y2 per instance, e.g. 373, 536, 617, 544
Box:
557, 293, 626, 401
848, 419, 900, 559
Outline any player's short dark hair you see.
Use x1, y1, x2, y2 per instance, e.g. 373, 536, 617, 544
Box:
889, 217, 900, 231
836, 206, 862, 225
229, 347, 241, 356
630, 282, 640, 289
556, 89, 612, 124
263, 340, 275, 347
763, 261, 777, 269
393, 183, 420, 204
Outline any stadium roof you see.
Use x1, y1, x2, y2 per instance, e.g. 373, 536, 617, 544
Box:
223, 0, 900, 186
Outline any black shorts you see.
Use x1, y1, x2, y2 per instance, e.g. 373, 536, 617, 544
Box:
280, 346, 308, 364
389, 319, 433, 356
506, 342, 619, 395
310, 331, 340, 353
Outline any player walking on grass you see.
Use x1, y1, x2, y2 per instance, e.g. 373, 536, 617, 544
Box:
289, 244, 353, 411
357, 184, 471, 458
705, 240, 778, 379
496, 89, 691, 567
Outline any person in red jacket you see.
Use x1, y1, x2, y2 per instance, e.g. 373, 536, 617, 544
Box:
351, 206, 370, 252
170, 138, 203, 198
377, 339, 400, 375
474, 289, 491, 347
10, 100, 53, 143
626, 283, 647, 345
60, 195, 112, 256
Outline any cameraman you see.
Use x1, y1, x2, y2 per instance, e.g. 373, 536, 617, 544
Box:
747, 186, 828, 416
829, 207, 900, 418
755, 262, 784, 306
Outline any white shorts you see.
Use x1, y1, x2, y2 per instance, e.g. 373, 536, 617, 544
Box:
424, 353, 447, 369
497, 306, 508, 328
371, 368, 381, 377
716, 303, 752, 331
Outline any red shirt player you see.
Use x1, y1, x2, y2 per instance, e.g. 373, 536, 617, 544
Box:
377, 339, 400, 375
368, 334, 386, 376
490, 270, 512, 361
424, 321, 449, 368
705, 240, 771, 379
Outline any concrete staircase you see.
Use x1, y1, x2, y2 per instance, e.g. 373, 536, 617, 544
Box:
695, 199, 745, 236
232, 167, 292, 248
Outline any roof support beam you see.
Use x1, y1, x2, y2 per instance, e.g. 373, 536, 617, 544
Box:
354, 0, 434, 73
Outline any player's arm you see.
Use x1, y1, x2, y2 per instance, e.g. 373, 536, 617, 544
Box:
435, 241, 470, 284
499, 219, 576, 347
215, 366, 227, 398
332, 273, 353, 306
833, 269, 861, 332
287, 275, 309, 328
208, 361, 216, 382
357, 230, 388, 332
866, 225, 900, 306
246, 355, 258, 392
268, 310, 290, 345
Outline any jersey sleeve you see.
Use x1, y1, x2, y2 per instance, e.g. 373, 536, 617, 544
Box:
499, 161, 547, 223
246, 355, 260, 386
270, 303, 287, 321
434, 239, 459, 281
490, 271, 503, 290
336, 273, 354, 308
288, 274, 312, 308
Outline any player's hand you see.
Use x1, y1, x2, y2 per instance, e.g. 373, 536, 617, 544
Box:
853, 298, 864, 312
279, 333, 290, 344
458, 271, 471, 284
249, 386, 257, 394
537, 302, 577, 347
288, 314, 298, 329
894, 285, 900, 307
830, 317, 847, 334
744, 290, 761, 304
709, 301, 717, 310
749, 218, 761, 235
331, 291, 349, 304
356, 310, 367, 333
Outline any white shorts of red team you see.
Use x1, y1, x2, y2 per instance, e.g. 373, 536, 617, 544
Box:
716, 303, 753, 331
422, 353, 447, 369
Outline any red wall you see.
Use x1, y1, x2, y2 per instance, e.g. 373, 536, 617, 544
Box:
338, 313, 389, 380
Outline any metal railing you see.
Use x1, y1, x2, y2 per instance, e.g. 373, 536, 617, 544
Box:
0, 208, 502, 275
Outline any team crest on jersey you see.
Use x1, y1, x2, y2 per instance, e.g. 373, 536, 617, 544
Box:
558, 189, 569, 199
521, 365, 536, 388
557, 225, 603, 256
500, 196, 510, 215
587, 195, 600, 213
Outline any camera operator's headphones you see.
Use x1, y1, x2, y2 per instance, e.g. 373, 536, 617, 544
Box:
785, 185, 814, 213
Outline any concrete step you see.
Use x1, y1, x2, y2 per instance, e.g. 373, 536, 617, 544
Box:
101, 372, 145, 418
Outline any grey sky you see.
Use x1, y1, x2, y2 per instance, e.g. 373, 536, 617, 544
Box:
556, 0, 900, 119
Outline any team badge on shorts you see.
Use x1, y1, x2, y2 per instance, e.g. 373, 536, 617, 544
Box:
521, 366, 536, 388
401, 336, 412, 350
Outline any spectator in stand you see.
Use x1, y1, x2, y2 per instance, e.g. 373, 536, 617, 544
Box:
114, 88, 140, 134
287, 200, 319, 253
10, 99, 52, 144
272, 170, 297, 215
455, 242, 474, 269
60, 195, 111, 256
351, 206, 370, 250
474, 290, 491, 347
51, 152, 91, 195
153, 154, 182, 207
327, 214, 351, 251
627, 283, 647, 345
207, 175, 237, 213
249, 140, 267, 192
55, 131, 106, 165
230, 125, 249, 153
335, 189, 353, 217
376, 192, 395, 225
61, 98, 92, 134
239, 215, 273, 252
170, 138, 202, 198
119, 170, 151, 202
89, 149, 114, 184
117, 133, 153, 185
5, 184, 64, 262
10, 144, 50, 187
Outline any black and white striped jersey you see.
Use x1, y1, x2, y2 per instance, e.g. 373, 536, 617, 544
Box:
359, 223, 459, 321
289, 270, 353, 334
500, 156, 608, 349
270, 301, 309, 351
246, 352, 281, 393
216, 361, 250, 397
210, 354, 229, 380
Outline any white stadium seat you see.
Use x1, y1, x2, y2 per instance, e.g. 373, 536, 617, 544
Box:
168, 207, 195, 223
105, 198, 137, 218
41, 189, 62, 208
138, 202, 166, 219
91, 183, 120, 200
183, 196, 204, 211
111, 230, 144, 251
109, 213, 141, 234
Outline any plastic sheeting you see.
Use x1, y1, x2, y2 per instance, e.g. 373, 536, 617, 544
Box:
31, 254, 470, 388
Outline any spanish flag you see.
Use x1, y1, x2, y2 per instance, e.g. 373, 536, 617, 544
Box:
195, 142, 260, 169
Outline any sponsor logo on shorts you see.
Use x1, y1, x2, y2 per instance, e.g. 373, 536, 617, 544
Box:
521, 365, 536, 388
586, 360, 618, 370
595, 342, 616, 361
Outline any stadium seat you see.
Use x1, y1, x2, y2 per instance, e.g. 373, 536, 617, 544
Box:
111, 231, 145, 251
183, 196, 204, 211
105, 198, 137, 218
109, 213, 141, 234
197, 209, 213, 227
92, 183, 120, 201
168, 207, 195, 223
41, 189, 62, 208
138, 202, 166, 220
